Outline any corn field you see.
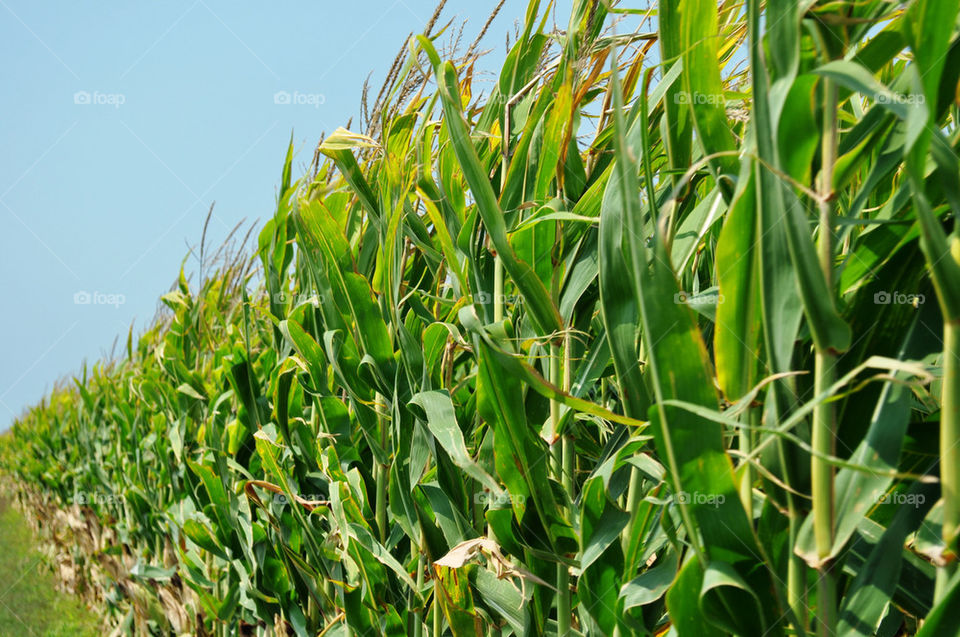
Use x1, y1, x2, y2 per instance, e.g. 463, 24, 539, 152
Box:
3, 0, 960, 635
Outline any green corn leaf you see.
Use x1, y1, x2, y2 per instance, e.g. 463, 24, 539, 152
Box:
679, 0, 738, 192
409, 390, 502, 495
419, 35, 563, 336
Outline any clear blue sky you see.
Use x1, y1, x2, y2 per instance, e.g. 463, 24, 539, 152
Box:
0, 0, 573, 428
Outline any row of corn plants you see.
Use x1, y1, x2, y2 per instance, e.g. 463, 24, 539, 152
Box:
4, 0, 960, 634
